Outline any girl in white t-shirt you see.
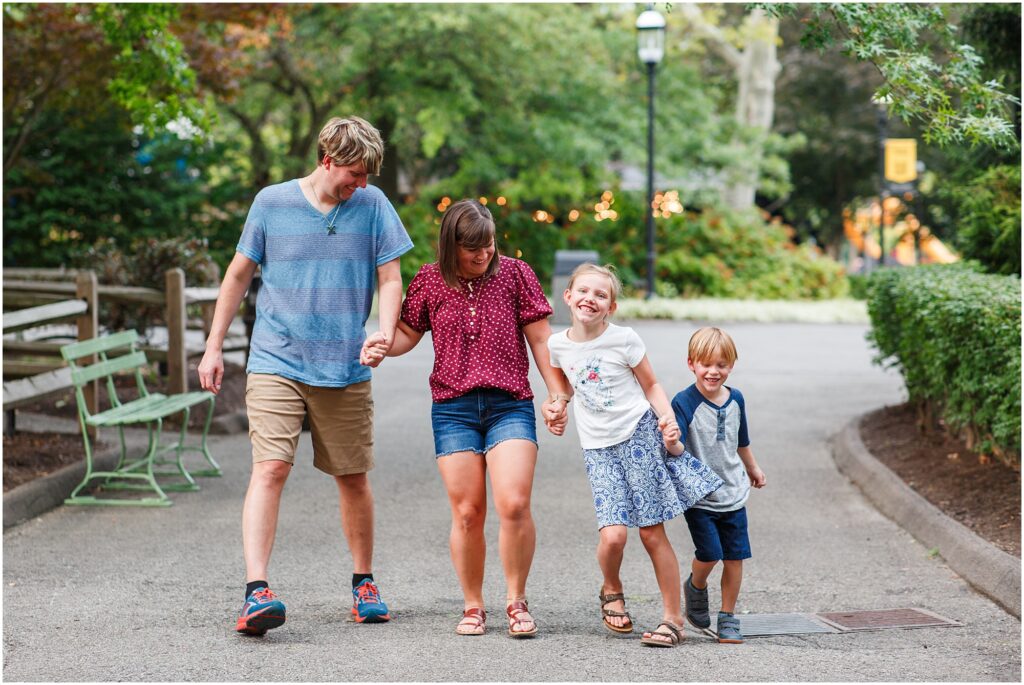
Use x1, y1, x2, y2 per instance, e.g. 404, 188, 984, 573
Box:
544, 263, 722, 647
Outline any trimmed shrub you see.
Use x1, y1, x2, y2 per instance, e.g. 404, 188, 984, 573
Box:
866, 264, 1021, 466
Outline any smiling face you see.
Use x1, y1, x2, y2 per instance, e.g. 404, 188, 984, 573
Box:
325, 159, 368, 200
455, 240, 496, 279
687, 354, 734, 401
564, 272, 617, 326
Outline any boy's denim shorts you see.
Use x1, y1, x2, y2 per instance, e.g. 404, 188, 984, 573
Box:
430, 388, 537, 458
683, 506, 752, 562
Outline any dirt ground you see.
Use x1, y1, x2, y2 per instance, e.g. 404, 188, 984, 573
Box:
2, 362, 247, 492
860, 403, 1021, 557
4, 379, 1021, 560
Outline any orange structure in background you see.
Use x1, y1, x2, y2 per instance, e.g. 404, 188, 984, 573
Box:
843, 196, 958, 267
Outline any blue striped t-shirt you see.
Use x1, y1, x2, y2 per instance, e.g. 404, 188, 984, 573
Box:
236, 180, 413, 387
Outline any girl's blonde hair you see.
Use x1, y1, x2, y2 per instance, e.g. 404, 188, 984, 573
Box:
687, 327, 738, 364
437, 200, 500, 289
316, 116, 384, 174
566, 263, 622, 303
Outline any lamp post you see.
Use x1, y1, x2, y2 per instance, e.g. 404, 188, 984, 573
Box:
872, 94, 892, 269
637, 6, 665, 299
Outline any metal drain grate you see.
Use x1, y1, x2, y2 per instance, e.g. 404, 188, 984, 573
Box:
815, 608, 962, 632
707, 612, 839, 638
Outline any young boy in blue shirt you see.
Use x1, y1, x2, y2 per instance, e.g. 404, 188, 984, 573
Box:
662, 327, 766, 643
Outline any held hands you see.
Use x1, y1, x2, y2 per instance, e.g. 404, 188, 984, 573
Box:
197, 348, 224, 395
747, 465, 767, 488
360, 332, 390, 367
657, 414, 681, 453
542, 395, 570, 436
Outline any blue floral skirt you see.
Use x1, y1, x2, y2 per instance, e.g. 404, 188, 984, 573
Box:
583, 409, 723, 529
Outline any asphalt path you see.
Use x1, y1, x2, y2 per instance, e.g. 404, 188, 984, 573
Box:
3, 321, 1020, 681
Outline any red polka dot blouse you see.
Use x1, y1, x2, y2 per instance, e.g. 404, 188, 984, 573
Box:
401, 255, 553, 402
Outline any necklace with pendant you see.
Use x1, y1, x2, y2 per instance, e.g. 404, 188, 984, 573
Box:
311, 178, 343, 235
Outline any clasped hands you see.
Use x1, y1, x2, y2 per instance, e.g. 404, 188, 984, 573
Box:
541, 394, 570, 436
360, 331, 390, 367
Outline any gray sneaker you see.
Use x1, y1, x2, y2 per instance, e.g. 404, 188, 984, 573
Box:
683, 575, 710, 629
716, 611, 744, 643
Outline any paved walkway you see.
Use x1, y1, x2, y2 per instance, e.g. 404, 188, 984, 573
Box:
3, 322, 1019, 681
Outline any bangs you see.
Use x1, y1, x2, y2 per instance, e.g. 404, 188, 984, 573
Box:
455, 217, 495, 248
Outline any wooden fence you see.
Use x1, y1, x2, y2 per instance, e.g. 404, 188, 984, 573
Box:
3, 267, 249, 435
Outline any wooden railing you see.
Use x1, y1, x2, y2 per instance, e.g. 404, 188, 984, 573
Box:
3, 267, 249, 435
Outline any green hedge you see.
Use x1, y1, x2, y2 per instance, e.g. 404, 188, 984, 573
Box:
866, 264, 1021, 466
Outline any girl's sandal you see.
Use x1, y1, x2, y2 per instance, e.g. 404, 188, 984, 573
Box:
506, 600, 538, 638
599, 592, 634, 634
640, 621, 685, 648
455, 607, 487, 635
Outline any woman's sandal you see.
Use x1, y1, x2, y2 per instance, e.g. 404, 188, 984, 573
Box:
599, 591, 634, 634
506, 600, 538, 638
455, 607, 487, 636
640, 621, 685, 647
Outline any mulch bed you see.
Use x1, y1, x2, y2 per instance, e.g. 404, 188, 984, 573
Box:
860, 402, 1021, 557
2, 361, 248, 493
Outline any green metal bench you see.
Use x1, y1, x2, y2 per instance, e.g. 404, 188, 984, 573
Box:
60, 330, 220, 507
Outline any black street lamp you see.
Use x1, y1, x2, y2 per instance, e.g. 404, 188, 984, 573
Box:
637, 6, 665, 299
873, 94, 892, 269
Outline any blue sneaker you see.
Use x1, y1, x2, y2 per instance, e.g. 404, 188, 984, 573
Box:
351, 578, 391, 623
236, 587, 286, 635
716, 611, 744, 644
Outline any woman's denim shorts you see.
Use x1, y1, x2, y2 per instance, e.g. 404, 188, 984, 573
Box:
430, 388, 537, 458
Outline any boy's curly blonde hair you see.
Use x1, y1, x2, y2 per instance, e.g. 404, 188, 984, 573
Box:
688, 327, 738, 364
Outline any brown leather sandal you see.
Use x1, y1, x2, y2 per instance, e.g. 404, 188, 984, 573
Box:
640, 621, 685, 647
599, 591, 634, 634
506, 600, 538, 638
455, 607, 486, 635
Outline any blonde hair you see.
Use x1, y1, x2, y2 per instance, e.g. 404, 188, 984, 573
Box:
316, 116, 384, 174
688, 327, 738, 364
566, 263, 622, 303
437, 200, 500, 290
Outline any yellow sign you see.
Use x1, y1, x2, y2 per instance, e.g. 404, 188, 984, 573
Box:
885, 139, 917, 183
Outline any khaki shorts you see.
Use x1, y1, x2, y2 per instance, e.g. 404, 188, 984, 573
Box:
246, 374, 374, 476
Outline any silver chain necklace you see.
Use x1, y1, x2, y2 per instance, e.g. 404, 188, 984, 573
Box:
310, 177, 342, 235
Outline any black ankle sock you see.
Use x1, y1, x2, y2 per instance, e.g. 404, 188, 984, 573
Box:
352, 573, 374, 588
245, 580, 268, 600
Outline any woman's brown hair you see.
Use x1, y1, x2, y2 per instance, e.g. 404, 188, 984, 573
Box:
437, 200, 500, 289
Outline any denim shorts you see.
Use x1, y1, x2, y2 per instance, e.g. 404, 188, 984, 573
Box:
430, 388, 537, 458
683, 506, 752, 562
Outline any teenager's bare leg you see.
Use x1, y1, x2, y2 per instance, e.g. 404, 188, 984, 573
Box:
335, 472, 374, 573
437, 452, 488, 610
597, 525, 629, 629
486, 439, 537, 632
721, 560, 743, 613
242, 459, 292, 582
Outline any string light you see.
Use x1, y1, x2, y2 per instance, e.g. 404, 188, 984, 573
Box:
496, 196, 507, 206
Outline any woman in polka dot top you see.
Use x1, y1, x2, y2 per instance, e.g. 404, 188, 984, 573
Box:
361, 199, 570, 638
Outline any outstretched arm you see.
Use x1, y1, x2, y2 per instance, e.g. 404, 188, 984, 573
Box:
524, 318, 571, 435
633, 355, 683, 454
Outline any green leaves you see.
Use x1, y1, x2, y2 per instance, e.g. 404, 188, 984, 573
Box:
866, 265, 1021, 465
758, 2, 1019, 148
90, 4, 211, 138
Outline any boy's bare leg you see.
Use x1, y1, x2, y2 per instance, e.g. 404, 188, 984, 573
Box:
597, 525, 628, 628
690, 558, 718, 590
720, 559, 743, 613
335, 472, 374, 574
242, 459, 292, 582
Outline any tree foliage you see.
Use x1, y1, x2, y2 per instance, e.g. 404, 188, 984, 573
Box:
760, 3, 1020, 148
